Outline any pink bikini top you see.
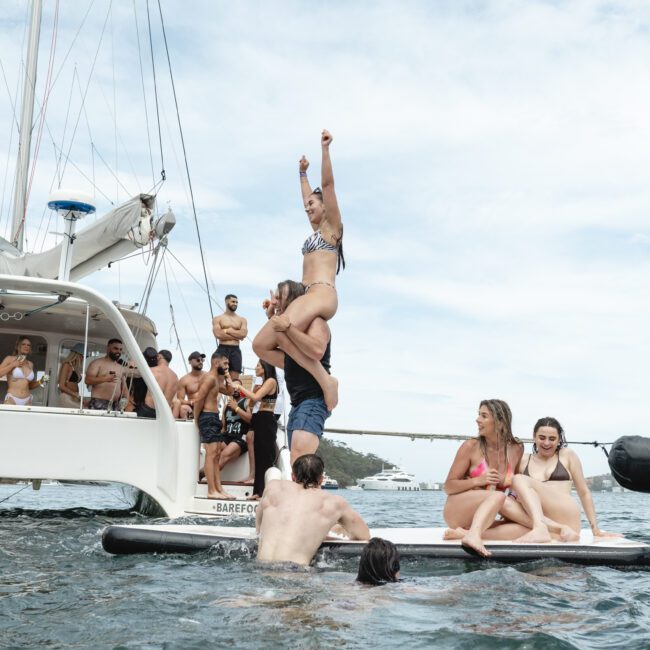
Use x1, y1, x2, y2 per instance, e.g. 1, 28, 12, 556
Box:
469, 458, 513, 491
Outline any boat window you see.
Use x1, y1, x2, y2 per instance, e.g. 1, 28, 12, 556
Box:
0, 333, 48, 405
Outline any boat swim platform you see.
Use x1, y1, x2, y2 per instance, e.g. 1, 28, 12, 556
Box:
101, 525, 650, 566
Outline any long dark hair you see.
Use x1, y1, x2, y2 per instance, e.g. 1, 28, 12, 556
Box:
258, 360, 277, 397
357, 537, 400, 585
532, 417, 567, 453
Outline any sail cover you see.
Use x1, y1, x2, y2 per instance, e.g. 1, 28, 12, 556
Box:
0, 194, 155, 281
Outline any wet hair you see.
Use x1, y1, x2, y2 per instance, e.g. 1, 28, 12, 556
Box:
158, 349, 172, 363
277, 279, 306, 308
309, 188, 345, 274
357, 537, 401, 585
292, 454, 324, 489
532, 417, 567, 453
478, 399, 519, 464
107, 338, 122, 347
13, 336, 31, 355
225, 294, 237, 301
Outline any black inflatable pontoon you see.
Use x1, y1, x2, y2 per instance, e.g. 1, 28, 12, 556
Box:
102, 524, 650, 565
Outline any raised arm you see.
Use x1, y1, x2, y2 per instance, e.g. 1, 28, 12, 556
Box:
0, 355, 18, 379
320, 130, 342, 235
299, 155, 313, 204
238, 378, 277, 404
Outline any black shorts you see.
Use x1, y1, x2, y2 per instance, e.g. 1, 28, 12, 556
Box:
136, 403, 156, 419
198, 411, 222, 444
215, 434, 247, 455
215, 344, 242, 374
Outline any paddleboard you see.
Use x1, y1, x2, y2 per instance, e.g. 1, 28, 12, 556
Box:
101, 524, 650, 565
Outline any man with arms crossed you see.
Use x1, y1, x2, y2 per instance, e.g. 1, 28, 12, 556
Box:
256, 454, 370, 566
174, 351, 206, 419
136, 348, 179, 418
261, 280, 332, 464
85, 338, 129, 411
193, 352, 233, 499
212, 294, 247, 382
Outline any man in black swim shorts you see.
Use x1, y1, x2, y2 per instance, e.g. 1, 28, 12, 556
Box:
212, 294, 248, 381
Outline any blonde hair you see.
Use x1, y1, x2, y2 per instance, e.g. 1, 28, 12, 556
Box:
62, 349, 83, 374
478, 399, 519, 462
13, 336, 31, 355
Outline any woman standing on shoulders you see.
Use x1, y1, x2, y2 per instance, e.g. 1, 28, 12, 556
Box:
0, 336, 43, 406
510, 417, 620, 542
443, 399, 524, 557
253, 130, 342, 411
57, 343, 85, 408
237, 361, 278, 498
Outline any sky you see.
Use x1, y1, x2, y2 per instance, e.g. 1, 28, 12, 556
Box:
1, 0, 649, 482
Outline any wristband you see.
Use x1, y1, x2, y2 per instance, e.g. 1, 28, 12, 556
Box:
299, 171, 307, 177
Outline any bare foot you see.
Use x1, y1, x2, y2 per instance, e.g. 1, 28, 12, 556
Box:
514, 525, 552, 544
247, 494, 260, 501
461, 530, 490, 557
323, 375, 339, 411
207, 491, 233, 500
559, 525, 580, 542
443, 527, 468, 541
242, 477, 254, 485
220, 491, 236, 500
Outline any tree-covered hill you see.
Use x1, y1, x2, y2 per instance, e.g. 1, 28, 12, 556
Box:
316, 439, 394, 487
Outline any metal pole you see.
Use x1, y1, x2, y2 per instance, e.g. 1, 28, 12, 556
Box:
11, 0, 43, 251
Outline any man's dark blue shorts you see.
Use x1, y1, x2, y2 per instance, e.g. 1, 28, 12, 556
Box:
287, 397, 330, 446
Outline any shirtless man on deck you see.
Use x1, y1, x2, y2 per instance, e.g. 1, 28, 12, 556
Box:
193, 352, 234, 499
212, 294, 247, 382
137, 348, 179, 419
173, 351, 206, 419
85, 338, 129, 411
256, 454, 370, 566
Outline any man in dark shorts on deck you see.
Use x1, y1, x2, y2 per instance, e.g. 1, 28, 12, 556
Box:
211, 294, 248, 381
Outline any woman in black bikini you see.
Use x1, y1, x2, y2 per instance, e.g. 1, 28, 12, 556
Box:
252, 130, 342, 411
57, 343, 84, 408
509, 417, 619, 542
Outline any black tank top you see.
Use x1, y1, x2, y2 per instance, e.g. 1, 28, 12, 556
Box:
284, 339, 331, 406
224, 398, 250, 438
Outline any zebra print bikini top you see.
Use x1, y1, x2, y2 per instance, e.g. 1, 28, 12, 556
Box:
302, 229, 339, 256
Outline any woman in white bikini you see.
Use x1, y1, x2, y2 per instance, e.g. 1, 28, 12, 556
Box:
1, 336, 42, 405
253, 130, 342, 411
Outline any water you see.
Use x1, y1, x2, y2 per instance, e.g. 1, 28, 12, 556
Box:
1, 484, 650, 649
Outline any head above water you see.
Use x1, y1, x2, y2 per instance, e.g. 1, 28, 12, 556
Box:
356, 537, 401, 585
292, 454, 324, 489
532, 416, 567, 454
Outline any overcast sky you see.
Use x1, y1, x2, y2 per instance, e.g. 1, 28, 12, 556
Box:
1, 0, 649, 481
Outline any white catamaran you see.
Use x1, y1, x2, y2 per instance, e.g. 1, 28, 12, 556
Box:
0, 0, 290, 518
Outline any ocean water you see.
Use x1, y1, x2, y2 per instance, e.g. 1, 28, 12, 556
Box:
1, 484, 649, 649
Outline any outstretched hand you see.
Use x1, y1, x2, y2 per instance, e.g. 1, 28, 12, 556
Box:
321, 129, 333, 147
299, 155, 309, 172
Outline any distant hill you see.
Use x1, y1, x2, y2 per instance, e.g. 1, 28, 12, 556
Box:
316, 439, 394, 487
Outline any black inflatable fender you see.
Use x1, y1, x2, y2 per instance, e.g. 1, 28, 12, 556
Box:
608, 436, 650, 493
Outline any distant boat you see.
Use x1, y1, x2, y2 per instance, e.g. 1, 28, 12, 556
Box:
419, 481, 442, 491
357, 468, 420, 491
322, 473, 339, 490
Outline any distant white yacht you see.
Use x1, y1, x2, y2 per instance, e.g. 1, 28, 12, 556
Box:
321, 473, 339, 490
356, 468, 420, 491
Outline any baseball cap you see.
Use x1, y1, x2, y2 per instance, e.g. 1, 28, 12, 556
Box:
188, 351, 206, 360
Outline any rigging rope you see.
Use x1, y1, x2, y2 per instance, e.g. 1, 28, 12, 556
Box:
155, 0, 214, 321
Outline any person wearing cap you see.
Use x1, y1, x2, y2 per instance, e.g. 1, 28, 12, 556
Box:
173, 351, 206, 419
85, 339, 129, 411
211, 294, 248, 382
57, 342, 86, 408
137, 348, 179, 419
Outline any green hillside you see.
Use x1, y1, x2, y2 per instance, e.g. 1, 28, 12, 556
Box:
316, 439, 394, 487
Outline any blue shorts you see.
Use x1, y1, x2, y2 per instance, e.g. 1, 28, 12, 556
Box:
287, 397, 330, 446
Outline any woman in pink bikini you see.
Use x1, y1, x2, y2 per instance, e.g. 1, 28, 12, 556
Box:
0, 336, 42, 406
253, 130, 342, 411
443, 399, 524, 557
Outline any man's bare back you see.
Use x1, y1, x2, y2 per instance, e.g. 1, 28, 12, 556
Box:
144, 364, 179, 408
256, 477, 370, 566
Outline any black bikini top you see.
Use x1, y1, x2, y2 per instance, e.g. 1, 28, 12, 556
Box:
523, 454, 571, 482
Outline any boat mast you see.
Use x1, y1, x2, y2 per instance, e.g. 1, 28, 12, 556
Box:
10, 0, 43, 251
